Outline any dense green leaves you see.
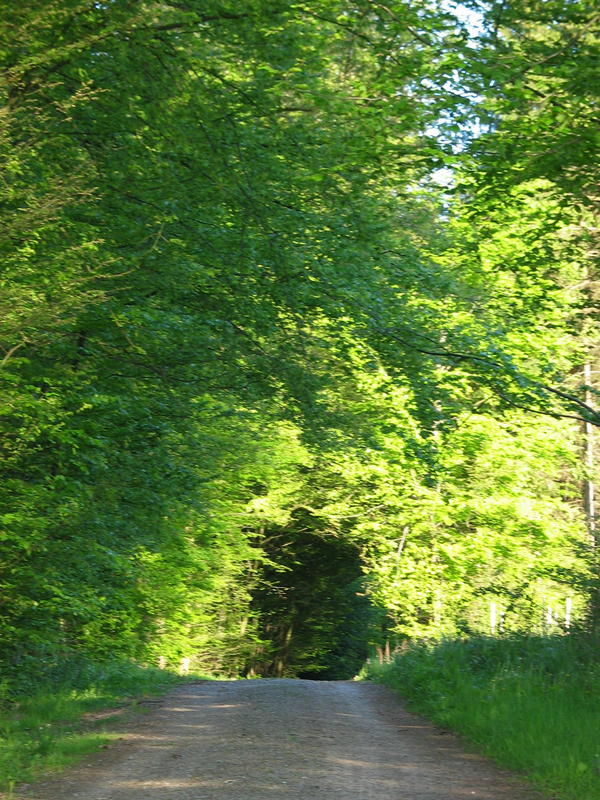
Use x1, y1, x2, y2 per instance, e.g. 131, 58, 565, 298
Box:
0, 0, 597, 681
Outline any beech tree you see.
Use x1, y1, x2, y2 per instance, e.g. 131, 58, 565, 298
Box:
0, 0, 597, 681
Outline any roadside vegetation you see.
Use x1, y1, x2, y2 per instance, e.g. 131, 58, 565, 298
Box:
366, 634, 600, 800
0, 659, 184, 793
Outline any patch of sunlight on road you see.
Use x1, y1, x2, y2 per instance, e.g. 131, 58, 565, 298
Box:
116, 777, 294, 791
328, 756, 415, 770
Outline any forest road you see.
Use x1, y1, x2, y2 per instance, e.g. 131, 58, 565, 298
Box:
26, 679, 547, 800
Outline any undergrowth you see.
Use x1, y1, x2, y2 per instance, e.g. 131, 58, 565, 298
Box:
0, 658, 187, 793
365, 634, 600, 800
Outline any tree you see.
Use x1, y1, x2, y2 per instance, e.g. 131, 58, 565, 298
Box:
1, 0, 597, 682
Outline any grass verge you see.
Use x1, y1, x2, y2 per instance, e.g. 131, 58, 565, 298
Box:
0, 659, 189, 793
365, 634, 600, 800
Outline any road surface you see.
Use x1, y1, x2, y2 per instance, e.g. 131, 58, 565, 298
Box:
25, 679, 546, 800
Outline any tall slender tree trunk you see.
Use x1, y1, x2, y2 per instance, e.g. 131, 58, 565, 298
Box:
583, 360, 600, 630
583, 362, 596, 547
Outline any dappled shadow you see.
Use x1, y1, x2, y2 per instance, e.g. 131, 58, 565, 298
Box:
26, 681, 543, 800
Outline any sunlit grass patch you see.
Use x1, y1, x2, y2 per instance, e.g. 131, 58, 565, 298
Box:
0, 658, 187, 792
366, 634, 600, 800
0, 727, 117, 790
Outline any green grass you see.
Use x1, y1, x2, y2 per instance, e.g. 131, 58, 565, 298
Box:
0, 659, 188, 792
365, 634, 600, 800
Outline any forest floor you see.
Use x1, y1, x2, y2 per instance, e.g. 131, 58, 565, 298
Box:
18, 679, 549, 800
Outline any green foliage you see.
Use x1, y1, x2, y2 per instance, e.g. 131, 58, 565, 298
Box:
462, 0, 600, 209
367, 635, 600, 800
0, 0, 597, 686
373, 411, 589, 638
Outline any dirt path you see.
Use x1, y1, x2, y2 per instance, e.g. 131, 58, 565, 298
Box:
26, 679, 547, 800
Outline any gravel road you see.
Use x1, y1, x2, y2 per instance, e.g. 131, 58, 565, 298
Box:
26, 679, 546, 800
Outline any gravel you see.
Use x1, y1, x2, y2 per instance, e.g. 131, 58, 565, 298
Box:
24, 679, 547, 800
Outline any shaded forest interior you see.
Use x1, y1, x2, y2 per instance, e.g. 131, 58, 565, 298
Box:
0, 0, 599, 685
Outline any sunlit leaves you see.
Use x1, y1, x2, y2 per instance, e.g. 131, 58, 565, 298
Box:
0, 0, 596, 680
